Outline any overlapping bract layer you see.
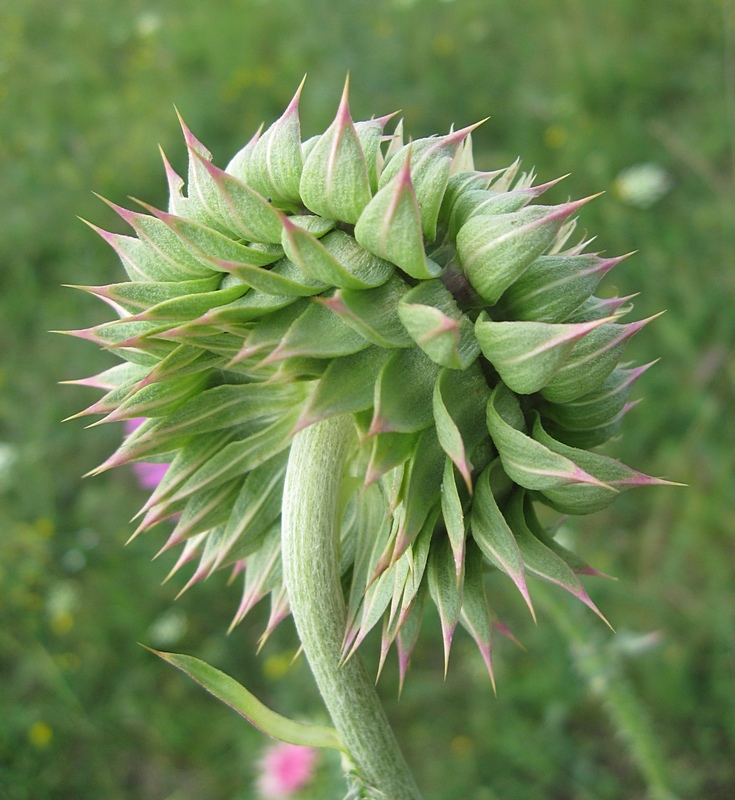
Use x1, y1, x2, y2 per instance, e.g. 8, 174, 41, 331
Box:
68, 80, 669, 686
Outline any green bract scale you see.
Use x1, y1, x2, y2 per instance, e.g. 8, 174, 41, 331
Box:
68, 80, 672, 687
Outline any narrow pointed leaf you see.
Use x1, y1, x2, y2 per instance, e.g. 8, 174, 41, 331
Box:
263, 300, 371, 362
76, 277, 221, 313
438, 169, 501, 229
142, 207, 284, 270
149, 650, 345, 751
475, 313, 612, 394
523, 497, 612, 578
540, 314, 662, 403
448, 186, 538, 240
398, 280, 480, 369
504, 490, 609, 624
500, 253, 627, 323
457, 198, 595, 304
378, 127, 478, 240
459, 541, 496, 686
240, 80, 304, 205
470, 462, 533, 616
216, 257, 326, 298
355, 154, 441, 280
428, 535, 464, 674
299, 79, 372, 223
282, 222, 393, 290
192, 151, 285, 243
321, 275, 414, 348
100, 200, 217, 278
370, 347, 441, 434
533, 414, 671, 514
167, 412, 297, 504
541, 362, 655, 430
219, 451, 290, 566
296, 347, 390, 431
486, 384, 610, 491
393, 427, 444, 561
432, 364, 491, 490
440, 457, 467, 580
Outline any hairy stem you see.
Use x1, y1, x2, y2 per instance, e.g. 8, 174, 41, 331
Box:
282, 415, 423, 800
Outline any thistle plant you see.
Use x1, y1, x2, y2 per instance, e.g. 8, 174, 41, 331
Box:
66, 78, 673, 799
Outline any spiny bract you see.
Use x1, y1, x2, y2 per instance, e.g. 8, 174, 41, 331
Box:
67, 79, 671, 688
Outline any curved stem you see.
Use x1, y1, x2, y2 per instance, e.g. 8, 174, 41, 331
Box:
282, 415, 423, 800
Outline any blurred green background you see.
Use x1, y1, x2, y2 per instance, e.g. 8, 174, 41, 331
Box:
1, 0, 733, 798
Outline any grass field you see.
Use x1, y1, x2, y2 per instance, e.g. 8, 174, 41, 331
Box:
1, 1, 733, 797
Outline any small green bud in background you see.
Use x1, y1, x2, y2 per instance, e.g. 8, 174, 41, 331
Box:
66, 77, 675, 685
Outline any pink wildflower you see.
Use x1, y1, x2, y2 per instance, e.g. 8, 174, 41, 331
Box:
255, 742, 318, 799
124, 419, 169, 489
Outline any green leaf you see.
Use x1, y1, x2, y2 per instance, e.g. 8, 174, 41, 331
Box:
286, 214, 336, 237
355, 153, 442, 280
448, 187, 535, 240
140, 382, 308, 446
475, 313, 611, 394
459, 540, 496, 685
169, 477, 245, 543
504, 490, 609, 625
540, 363, 652, 431
192, 151, 285, 243
299, 79, 372, 223
344, 486, 395, 640
148, 649, 345, 751
148, 209, 284, 270
238, 80, 305, 206
234, 525, 284, 624
133, 284, 251, 323
532, 414, 668, 514
398, 280, 480, 369
282, 223, 393, 290
220, 258, 327, 298
370, 347, 441, 435
296, 347, 391, 430
355, 116, 392, 192
100, 201, 217, 278
456, 199, 591, 304
428, 534, 464, 674
499, 253, 624, 323
432, 364, 491, 490
540, 315, 660, 403
378, 128, 474, 241
486, 384, 610, 491
233, 298, 310, 360
177, 118, 233, 232
437, 170, 497, 231
263, 300, 371, 362
364, 431, 421, 486
66, 317, 174, 351
219, 450, 290, 565
523, 496, 610, 578
197, 290, 300, 327
83, 222, 188, 283
396, 583, 428, 691
138, 431, 234, 516
75, 276, 222, 313
323, 275, 414, 349
166, 412, 297, 504
98, 372, 208, 423
393, 427, 445, 561
440, 457, 467, 580
470, 462, 532, 616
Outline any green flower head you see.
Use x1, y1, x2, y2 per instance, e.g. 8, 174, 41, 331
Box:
67, 78, 672, 687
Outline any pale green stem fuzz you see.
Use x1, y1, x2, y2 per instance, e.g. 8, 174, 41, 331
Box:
282, 415, 423, 800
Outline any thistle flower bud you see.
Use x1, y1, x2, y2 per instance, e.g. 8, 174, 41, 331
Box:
67, 78, 672, 683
